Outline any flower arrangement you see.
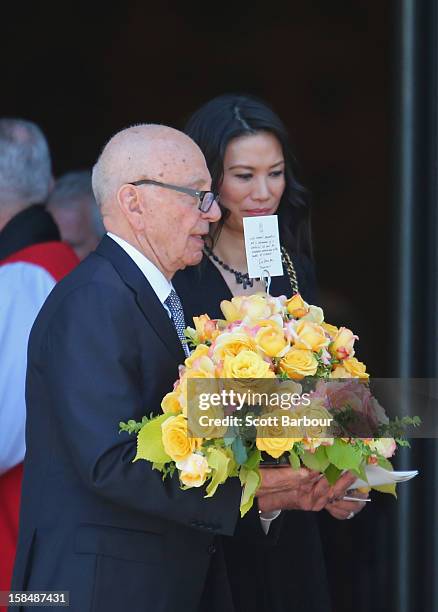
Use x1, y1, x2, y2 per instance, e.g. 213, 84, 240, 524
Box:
120, 293, 419, 516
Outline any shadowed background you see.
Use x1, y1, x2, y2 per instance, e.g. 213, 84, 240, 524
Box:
2, 1, 436, 610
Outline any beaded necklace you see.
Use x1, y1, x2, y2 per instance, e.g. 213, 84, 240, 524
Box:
203, 244, 299, 294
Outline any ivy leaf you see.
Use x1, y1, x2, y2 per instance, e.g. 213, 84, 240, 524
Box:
324, 463, 342, 485
133, 413, 172, 464
288, 449, 301, 470
225, 448, 239, 478
325, 439, 362, 471
232, 437, 248, 465
119, 415, 149, 435
377, 457, 394, 471
373, 483, 397, 497
355, 462, 368, 482
224, 424, 238, 447
301, 446, 330, 472
245, 448, 262, 471
239, 467, 261, 517
205, 448, 230, 498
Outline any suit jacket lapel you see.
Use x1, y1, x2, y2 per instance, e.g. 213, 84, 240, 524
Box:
95, 236, 185, 363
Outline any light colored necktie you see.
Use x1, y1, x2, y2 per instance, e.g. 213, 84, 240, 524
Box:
164, 289, 190, 357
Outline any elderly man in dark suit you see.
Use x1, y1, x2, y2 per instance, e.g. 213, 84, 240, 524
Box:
11, 124, 356, 612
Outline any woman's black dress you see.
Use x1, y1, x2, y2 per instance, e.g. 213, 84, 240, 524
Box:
173, 254, 331, 612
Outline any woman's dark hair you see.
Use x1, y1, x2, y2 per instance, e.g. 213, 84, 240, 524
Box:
184, 93, 313, 259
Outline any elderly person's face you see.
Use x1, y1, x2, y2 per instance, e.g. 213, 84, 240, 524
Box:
136, 158, 217, 271
114, 129, 220, 277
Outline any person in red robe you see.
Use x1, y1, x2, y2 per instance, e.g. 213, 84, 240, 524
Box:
0, 119, 78, 606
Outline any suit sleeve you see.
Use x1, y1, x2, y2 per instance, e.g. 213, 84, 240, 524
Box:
42, 282, 241, 535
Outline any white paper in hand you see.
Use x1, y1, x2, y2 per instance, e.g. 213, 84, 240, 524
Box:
243, 215, 283, 279
352, 465, 419, 489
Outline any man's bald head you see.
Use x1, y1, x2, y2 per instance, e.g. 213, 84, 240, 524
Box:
91, 124, 207, 214
91, 122, 219, 279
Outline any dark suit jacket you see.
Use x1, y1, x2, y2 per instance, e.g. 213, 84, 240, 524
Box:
173, 253, 332, 612
11, 236, 241, 612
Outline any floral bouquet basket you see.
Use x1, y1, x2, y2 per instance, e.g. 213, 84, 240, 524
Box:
120, 293, 419, 516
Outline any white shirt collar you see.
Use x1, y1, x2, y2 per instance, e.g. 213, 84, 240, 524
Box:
107, 232, 173, 306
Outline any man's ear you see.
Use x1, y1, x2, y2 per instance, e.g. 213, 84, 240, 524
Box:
117, 184, 144, 230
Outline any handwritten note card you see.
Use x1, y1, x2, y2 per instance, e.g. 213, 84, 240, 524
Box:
243, 215, 283, 279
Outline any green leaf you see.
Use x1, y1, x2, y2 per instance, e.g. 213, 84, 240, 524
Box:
119, 415, 149, 435
133, 413, 172, 464
184, 326, 200, 348
324, 463, 342, 485
377, 457, 394, 471
325, 439, 362, 471
239, 467, 261, 517
301, 446, 330, 473
205, 448, 230, 498
288, 449, 301, 470
226, 449, 239, 478
245, 448, 262, 471
232, 437, 248, 465
355, 462, 368, 482
373, 483, 397, 497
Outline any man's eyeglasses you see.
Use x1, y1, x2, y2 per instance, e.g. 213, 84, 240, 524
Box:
129, 179, 218, 213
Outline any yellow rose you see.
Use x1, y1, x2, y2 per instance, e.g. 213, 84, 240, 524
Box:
321, 322, 339, 338
279, 348, 318, 379
176, 453, 211, 487
193, 315, 220, 343
267, 295, 287, 316
330, 327, 357, 360
368, 438, 396, 458
256, 319, 282, 330
300, 305, 324, 325
255, 325, 289, 357
186, 356, 215, 376
174, 376, 188, 414
222, 350, 276, 380
343, 357, 369, 380
256, 409, 302, 458
188, 403, 228, 439
260, 379, 304, 413
161, 414, 202, 462
220, 299, 241, 322
293, 320, 329, 352
276, 379, 303, 395
184, 344, 210, 368
302, 437, 335, 451
212, 331, 257, 361
161, 391, 182, 414
240, 294, 272, 321
185, 372, 221, 418
221, 294, 271, 324
294, 399, 334, 438
285, 293, 309, 318
330, 365, 352, 378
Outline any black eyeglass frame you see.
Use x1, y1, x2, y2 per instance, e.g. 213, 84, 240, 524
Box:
129, 178, 218, 213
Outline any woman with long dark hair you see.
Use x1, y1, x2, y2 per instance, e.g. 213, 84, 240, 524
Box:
173, 94, 366, 612
175, 93, 317, 311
